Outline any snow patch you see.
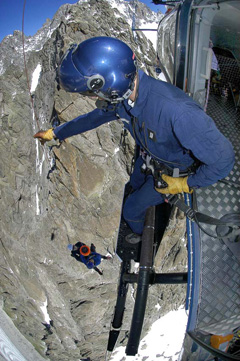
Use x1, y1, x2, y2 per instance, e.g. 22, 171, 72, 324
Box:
105, 252, 112, 258
158, 72, 167, 82
36, 185, 40, 216
30, 64, 41, 93
139, 20, 158, 50
110, 306, 188, 361
38, 152, 45, 176
40, 299, 51, 324
0, 60, 4, 76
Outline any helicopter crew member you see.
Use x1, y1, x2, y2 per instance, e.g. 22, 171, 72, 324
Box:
34, 37, 235, 239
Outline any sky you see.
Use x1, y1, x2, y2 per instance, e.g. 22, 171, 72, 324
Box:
0, 0, 166, 43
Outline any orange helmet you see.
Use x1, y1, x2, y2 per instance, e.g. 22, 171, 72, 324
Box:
80, 245, 91, 256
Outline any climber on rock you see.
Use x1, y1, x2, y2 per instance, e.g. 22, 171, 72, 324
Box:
67, 242, 111, 274
34, 36, 235, 244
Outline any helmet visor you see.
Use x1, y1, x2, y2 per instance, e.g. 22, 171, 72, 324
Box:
58, 45, 88, 93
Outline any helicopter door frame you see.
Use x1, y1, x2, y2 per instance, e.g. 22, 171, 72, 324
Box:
186, 2, 219, 106
174, 0, 193, 90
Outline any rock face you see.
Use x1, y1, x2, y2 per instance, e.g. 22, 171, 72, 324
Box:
0, 1, 187, 360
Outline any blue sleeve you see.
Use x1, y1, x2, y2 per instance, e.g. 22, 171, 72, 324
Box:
173, 110, 235, 188
54, 107, 117, 141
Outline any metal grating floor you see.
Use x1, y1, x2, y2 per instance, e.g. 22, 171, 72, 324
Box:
194, 94, 240, 335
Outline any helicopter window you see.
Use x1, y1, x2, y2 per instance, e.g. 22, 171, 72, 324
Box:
157, 10, 177, 83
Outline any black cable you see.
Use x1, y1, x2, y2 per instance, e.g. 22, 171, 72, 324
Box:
194, 217, 219, 239
218, 179, 240, 189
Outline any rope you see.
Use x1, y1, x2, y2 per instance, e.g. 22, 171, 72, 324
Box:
21, 0, 62, 185
21, 0, 57, 177
22, 0, 40, 130
166, 194, 240, 240
21, 0, 66, 223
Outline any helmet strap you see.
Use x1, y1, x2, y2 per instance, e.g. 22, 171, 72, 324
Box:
129, 72, 139, 102
94, 88, 133, 104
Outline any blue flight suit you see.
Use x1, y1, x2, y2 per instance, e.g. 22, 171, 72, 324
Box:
79, 252, 101, 269
54, 71, 234, 234
71, 242, 102, 269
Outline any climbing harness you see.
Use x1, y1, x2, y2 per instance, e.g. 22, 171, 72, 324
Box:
140, 151, 198, 189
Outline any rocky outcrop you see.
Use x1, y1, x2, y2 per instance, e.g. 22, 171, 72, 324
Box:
0, 1, 186, 360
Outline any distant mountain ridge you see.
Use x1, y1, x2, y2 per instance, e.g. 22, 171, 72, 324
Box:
0, 0, 162, 75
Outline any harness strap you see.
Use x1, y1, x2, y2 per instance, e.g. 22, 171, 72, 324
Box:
141, 153, 197, 176
166, 195, 240, 240
140, 153, 198, 189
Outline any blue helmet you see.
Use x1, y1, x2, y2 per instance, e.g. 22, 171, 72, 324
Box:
58, 37, 137, 103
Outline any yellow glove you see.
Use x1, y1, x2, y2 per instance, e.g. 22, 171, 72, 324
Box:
155, 174, 193, 194
33, 128, 55, 144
